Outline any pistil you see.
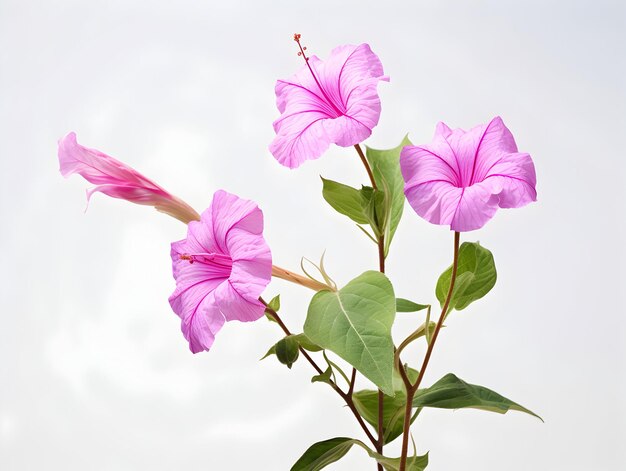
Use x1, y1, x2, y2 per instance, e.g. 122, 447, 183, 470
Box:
293, 33, 343, 117
178, 252, 233, 267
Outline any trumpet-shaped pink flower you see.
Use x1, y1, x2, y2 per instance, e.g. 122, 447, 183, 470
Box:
58, 132, 199, 224
400, 117, 537, 232
269, 35, 388, 168
169, 190, 272, 353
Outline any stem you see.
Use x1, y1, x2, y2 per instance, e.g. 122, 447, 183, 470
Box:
354, 143, 384, 470
398, 231, 460, 471
376, 236, 386, 470
348, 368, 357, 397
271, 265, 331, 292
354, 144, 377, 190
260, 297, 378, 447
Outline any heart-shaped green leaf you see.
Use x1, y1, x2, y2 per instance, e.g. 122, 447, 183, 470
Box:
436, 242, 497, 312
304, 271, 396, 395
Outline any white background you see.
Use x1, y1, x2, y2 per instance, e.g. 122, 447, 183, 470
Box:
1, 0, 625, 469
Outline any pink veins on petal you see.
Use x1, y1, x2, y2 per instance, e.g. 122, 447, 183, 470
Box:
400, 117, 537, 232
169, 190, 272, 353
269, 34, 389, 168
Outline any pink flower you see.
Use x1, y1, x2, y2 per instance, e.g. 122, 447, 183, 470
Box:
58, 132, 200, 224
400, 117, 537, 232
169, 190, 272, 353
269, 35, 389, 168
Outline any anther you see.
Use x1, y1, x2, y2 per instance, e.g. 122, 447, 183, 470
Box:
179, 254, 194, 264
293, 32, 309, 61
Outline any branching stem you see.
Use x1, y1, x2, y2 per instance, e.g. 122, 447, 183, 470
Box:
398, 231, 460, 471
260, 297, 378, 447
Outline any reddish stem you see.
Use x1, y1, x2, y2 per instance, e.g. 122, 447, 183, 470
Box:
398, 232, 460, 471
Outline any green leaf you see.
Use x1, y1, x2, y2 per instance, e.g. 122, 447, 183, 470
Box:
311, 365, 333, 385
376, 452, 429, 471
260, 344, 276, 360
262, 333, 321, 365
267, 294, 281, 312
353, 368, 420, 444
321, 177, 391, 244
275, 336, 300, 369
304, 271, 397, 395
292, 333, 323, 352
412, 373, 542, 420
291, 437, 428, 471
353, 391, 414, 445
396, 298, 429, 313
290, 437, 355, 471
365, 136, 411, 253
435, 242, 497, 312
360, 185, 388, 239
264, 295, 281, 323
321, 178, 369, 225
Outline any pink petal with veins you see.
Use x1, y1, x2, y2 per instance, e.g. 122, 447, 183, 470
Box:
169, 191, 272, 353
401, 117, 537, 232
269, 43, 388, 168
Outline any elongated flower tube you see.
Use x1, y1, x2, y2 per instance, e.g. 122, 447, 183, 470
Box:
400, 117, 537, 232
169, 190, 272, 353
58, 132, 200, 224
269, 34, 389, 168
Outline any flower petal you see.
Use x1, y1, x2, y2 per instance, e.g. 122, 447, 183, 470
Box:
170, 240, 231, 291
58, 132, 163, 190
470, 116, 519, 184
182, 219, 220, 255
269, 111, 333, 168
482, 152, 537, 208
214, 280, 267, 323
179, 290, 225, 353
226, 208, 272, 305
85, 183, 169, 206
449, 182, 500, 231
168, 190, 272, 351
320, 43, 387, 134
401, 144, 460, 189
269, 43, 387, 168
402, 117, 537, 232
404, 180, 500, 232
404, 180, 463, 228
208, 190, 260, 253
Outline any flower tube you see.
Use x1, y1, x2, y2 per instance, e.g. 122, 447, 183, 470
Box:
58, 132, 199, 223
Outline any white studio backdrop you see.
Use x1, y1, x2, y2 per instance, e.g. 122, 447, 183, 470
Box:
1, 0, 624, 470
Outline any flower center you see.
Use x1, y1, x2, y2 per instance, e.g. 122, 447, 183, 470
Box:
293, 33, 344, 118
179, 252, 233, 277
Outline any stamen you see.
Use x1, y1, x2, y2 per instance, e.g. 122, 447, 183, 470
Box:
178, 252, 233, 266
292, 33, 343, 117
180, 254, 194, 264
293, 32, 310, 62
